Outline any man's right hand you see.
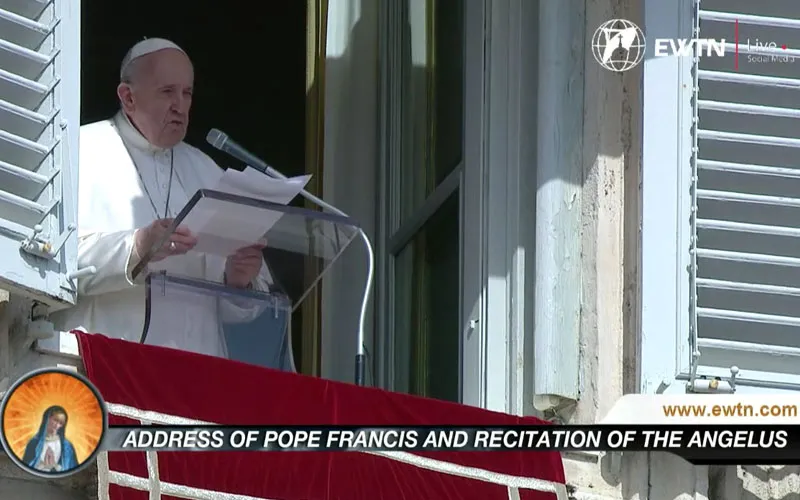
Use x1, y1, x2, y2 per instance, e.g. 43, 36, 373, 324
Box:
133, 218, 198, 263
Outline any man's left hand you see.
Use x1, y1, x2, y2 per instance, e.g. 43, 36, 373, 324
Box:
225, 243, 266, 288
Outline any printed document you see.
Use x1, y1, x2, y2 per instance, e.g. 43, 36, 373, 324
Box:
179, 167, 311, 256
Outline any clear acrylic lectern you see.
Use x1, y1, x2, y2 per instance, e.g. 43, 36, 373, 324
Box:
130, 189, 361, 371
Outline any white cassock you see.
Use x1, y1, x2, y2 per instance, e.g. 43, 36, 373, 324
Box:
51, 111, 272, 357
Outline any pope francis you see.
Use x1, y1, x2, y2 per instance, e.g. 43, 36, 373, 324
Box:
51, 38, 272, 358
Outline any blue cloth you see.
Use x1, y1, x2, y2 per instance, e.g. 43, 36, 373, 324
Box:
21, 406, 79, 473
223, 306, 292, 371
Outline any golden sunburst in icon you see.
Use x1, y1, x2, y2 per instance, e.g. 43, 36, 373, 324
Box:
2, 371, 104, 465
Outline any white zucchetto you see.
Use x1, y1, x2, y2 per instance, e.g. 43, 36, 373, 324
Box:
120, 38, 186, 79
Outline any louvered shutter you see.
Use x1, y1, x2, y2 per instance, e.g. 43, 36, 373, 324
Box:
692, 0, 800, 388
0, 0, 80, 309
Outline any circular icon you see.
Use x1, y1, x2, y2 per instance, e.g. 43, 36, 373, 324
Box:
0, 368, 107, 478
591, 19, 646, 72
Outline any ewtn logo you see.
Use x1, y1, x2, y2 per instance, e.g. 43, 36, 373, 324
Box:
591, 19, 726, 72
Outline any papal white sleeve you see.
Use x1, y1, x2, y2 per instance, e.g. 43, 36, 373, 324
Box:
72, 120, 148, 297
75, 231, 141, 296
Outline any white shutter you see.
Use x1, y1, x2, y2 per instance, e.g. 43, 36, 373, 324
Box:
692, 0, 800, 389
0, 0, 80, 309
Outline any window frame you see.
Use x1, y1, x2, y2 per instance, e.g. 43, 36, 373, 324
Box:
377, 0, 479, 403
640, 0, 695, 393
376, 0, 539, 412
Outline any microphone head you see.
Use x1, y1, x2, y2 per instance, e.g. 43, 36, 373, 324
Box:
206, 128, 228, 150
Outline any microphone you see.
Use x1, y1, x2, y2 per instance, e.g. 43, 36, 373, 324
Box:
206, 128, 271, 174
205, 128, 375, 388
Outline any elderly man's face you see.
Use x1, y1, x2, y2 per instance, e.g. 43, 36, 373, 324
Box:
119, 49, 194, 148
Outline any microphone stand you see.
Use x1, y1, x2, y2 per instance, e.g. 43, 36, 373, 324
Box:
206, 130, 373, 386
261, 165, 373, 387
217, 157, 373, 388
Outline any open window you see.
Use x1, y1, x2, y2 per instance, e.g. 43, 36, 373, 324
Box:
77, 0, 311, 369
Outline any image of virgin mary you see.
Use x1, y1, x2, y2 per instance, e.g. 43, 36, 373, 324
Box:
21, 405, 79, 473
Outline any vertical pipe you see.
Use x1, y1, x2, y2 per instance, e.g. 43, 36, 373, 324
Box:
533, 0, 584, 407
0, 291, 10, 393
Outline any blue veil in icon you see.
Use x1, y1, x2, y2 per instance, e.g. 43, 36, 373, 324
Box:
21, 405, 79, 472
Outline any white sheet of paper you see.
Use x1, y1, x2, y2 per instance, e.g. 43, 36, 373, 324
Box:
179, 169, 311, 256
217, 168, 311, 202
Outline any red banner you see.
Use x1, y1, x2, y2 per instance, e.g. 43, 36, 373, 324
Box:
77, 332, 565, 500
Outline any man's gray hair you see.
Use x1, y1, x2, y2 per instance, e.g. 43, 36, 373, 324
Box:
119, 37, 187, 83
